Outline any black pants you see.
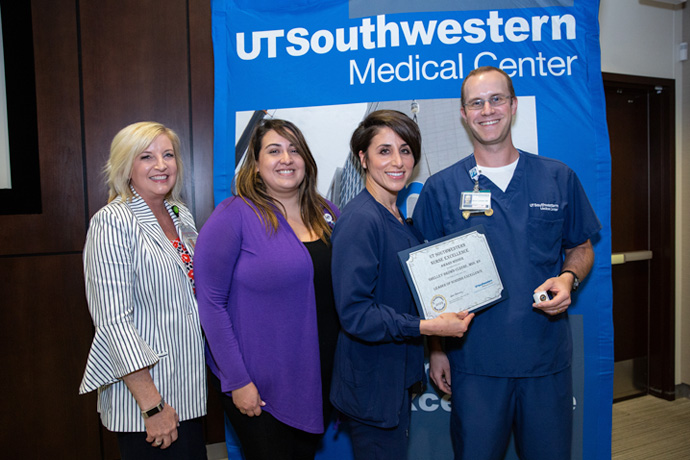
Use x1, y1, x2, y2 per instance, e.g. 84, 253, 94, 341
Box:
116, 417, 207, 460
212, 373, 320, 460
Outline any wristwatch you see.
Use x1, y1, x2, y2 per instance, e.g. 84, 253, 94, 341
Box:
141, 398, 165, 419
559, 270, 580, 292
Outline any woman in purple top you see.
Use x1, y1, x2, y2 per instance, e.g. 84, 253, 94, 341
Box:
194, 119, 339, 460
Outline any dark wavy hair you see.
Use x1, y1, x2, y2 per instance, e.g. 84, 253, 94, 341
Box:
235, 118, 336, 242
349, 109, 421, 168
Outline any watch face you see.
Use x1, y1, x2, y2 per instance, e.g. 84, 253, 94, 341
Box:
142, 401, 164, 418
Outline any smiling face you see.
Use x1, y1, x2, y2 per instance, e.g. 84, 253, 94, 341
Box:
460, 70, 517, 149
359, 126, 415, 202
129, 133, 177, 204
256, 129, 306, 200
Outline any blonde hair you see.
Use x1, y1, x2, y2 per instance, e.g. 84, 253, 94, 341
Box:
235, 118, 336, 242
104, 121, 184, 203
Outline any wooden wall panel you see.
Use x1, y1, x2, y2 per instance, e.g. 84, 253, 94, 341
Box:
0, 254, 100, 458
0, 0, 85, 255
188, 0, 225, 443
79, 0, 194, 217
189, 0, 216, 227
0, 1, 219, 457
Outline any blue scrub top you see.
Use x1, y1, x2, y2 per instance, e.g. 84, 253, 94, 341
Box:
413, 151, 601, 377
330, 189, 424, 428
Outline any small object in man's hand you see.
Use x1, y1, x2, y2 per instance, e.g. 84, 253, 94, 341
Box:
533, 290, 551, 304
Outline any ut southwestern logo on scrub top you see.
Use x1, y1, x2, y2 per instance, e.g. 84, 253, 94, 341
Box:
529, 202, 559, 212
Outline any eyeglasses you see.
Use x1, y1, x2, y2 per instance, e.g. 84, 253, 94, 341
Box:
463, 95, 512, 111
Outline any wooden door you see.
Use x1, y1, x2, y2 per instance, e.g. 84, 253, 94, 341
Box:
604, 73, 675, 401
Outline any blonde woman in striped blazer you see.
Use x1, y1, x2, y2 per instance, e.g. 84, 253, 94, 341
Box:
79, 122, 207, 459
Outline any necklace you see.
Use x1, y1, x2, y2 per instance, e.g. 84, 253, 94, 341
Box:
383, 204, 403, 222
366, 185, 403, 223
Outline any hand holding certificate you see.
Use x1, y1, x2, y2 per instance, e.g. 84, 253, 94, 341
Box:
398, 225, 507, 319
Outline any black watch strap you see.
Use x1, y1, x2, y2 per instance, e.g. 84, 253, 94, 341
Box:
559, 270, 580, 292
141, 398, 165, 419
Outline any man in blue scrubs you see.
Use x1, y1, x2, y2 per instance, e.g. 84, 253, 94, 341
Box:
413, 66, 601, 460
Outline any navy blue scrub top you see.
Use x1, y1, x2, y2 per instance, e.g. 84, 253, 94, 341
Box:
414, 151, 601, 378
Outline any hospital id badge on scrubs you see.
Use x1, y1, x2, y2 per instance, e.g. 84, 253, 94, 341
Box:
460, 190, 491, 211
460, 190, 494, 219
462, 166, 494, 219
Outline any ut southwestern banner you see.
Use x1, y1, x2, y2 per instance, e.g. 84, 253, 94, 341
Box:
212, 1, 613, 459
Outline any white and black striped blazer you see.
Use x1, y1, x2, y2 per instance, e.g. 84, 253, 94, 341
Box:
79, 193, 206, 432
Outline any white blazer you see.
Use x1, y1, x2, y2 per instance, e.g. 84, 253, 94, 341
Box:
79, 193, 206, 432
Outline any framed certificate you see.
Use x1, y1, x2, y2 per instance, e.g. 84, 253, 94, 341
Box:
398, 225, 507, 319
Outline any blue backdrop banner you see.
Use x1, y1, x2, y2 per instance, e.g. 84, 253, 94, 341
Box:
212, 1, 613, 458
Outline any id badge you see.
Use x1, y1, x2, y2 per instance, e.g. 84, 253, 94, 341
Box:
460, 190, 492, 211
179, 223, 197, 257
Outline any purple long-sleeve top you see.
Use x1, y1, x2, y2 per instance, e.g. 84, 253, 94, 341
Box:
195, 196, 326, 434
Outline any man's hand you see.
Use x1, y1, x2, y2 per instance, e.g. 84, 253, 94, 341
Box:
429, 349, 452, 394
532, 274, 573, 316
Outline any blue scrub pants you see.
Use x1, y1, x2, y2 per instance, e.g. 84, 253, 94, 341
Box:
348, 390, 411, 460
450, 367, 573, 460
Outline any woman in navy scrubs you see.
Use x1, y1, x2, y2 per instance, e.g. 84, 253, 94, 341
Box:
329, 110, 474, 460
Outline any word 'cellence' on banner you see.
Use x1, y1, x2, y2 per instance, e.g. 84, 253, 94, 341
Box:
212, 1, 612, 459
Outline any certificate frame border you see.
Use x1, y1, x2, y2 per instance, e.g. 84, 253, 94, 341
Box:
398, 224, 508, 318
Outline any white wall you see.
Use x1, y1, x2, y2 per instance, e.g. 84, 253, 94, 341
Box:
598, 0, 687, 387
600, 0, 681, 79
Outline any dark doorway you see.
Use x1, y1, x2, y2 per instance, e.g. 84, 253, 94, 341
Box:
603, 73, 675, 401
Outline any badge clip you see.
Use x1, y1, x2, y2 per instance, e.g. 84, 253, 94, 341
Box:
462, 209, 494, 220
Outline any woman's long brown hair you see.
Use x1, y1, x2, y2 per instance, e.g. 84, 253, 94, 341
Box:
235, 118, 336, 242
